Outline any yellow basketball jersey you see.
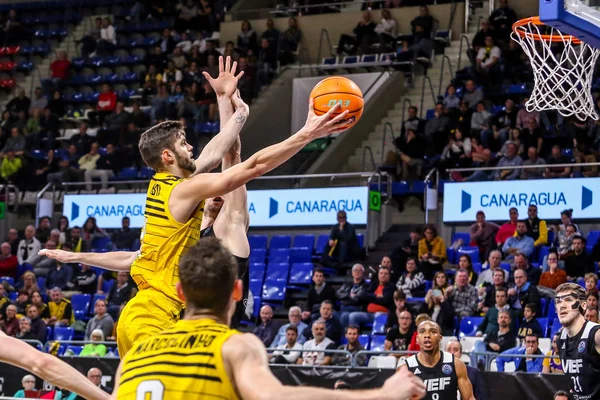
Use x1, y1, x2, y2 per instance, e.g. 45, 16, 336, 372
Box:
117, 319, 240, 400
131, 172, 205, 306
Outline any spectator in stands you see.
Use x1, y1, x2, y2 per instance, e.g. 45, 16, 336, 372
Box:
520, 147, 546, 180
555, 224, 577, 260
82, 217, 109, 250
471, 309, 517, 368
337, 10, 377, 55
337, 264, 369, 327
516, 98, 540, 130
522, 117, 545, 153
446, 340, 486, 400
143, 64, 163, 96
24, 108, 43, 145
256, 38, 277, 91
523, 204, 548, 247
5, 89, 30, 116
508, 268, 540, 318
470, 101, 492, 139
254, 305, 277, 347
105, 102, 130, 139
463, 80, 484, 110
544, 144, 571, 178
467, 143, 523, 182
396, 257, 425, 298
31, 240, 57, 277
13, 374, 37, 398
14, 289, 29, 315
585, 273, 598, 295
79, 328, 108, 357
18, 225, 41, 266
47, 144, 78, 185
46, 262, 72, 292
542, 333, 563, 374
65, 226, 85, 253
458, 254, 479, 286
347, 267, 394, 329
493, 100, 519, 149
82, 367, 112, 395
390, 227, 420, 276
564, 235, 594, 281
7, 228, 19, 255
110, 217, 137, 250
332, 325, 367, 367
262, 19, 281, 48
85, 299, 114, 341
106, 271, 134, 321
15, 316, 37, 341
418, 224, 447, 280
280, 17, 302, 66
297, 319, 335, 366
2, 9, 22, 45
419, 276, 454, 335
503, 221, 534, 260
517, 303, 544, 340
475, 36, 501, 86
26, 305, 47, 343
97, 17, 116, 56
29, 87, 47, 114
69, 123, 93, 154
447, 269, 478, 317
174, 0, 199, 33
496, 333, 544, 372
401, 106, 424, 136
394, 128, 425, 181
169, 46, 187, 70
425, 103, 450, 153
80, 17, 102, 57
384, 310, 414, 354
478, 264, 507, 311
539, 251, 567, 290
321, 211, 358, 267
472, 19, 495, 54
237, 20, 258, 56
91, 85, 117, 127
30, 290, 48, 318
0, 150, 22, 184
49, 51, 70, 88
271, 306, 307, 347
380, 288, 409, 331
46, 288, 73, 327
0, 110, 11, 140
0, 241, 17, 278
163, 61, 183, 91
469, 211, 499, 260
587, 292, 598, 312
15, 271, 39, 297
85, 143, 117, 191
269, 325, 302, 364
129, 102, 150, 131
303, 268, 337, 319
176, 32, 193, 53
489, 0, 518, 41
304, 300, 342, 344
0, 128, 26, 158
375, 9, 397, 51
47, 91, 65, 118
0, 305, 19, 336
586, 307, 599, 322
514, 253, 540, 286
64, 264, 97, 298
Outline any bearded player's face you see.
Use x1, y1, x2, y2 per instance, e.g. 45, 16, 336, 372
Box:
173, 133, 196, 174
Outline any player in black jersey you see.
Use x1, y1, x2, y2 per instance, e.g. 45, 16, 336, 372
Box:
398, 321, 474, 400
555, 282, 600, 400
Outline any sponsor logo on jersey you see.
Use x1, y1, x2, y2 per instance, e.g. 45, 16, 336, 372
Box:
579, 341, 586, 353
413, 368, 421, 374
424, 377, 452, 391
442, 364, 453, 375
562, 358, 583, 373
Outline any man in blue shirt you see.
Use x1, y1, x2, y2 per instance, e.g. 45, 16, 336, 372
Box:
496, 333, 544, 372
271, 306, 308, 347
502, 221, 534, 260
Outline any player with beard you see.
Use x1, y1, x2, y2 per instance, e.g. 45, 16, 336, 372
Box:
40, 61, 352, 356
555, 282, 600, 400
398, 321, 474, 400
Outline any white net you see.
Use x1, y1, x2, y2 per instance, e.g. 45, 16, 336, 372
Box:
511, 18, 600, 121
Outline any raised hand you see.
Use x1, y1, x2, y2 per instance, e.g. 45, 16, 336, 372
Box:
231, 89, 249, 116
203, 56, 244, 98
383, 369, 426, 400
302, 99, 352, 140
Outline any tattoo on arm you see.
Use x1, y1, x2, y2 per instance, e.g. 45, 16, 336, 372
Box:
235, 114, 247, 124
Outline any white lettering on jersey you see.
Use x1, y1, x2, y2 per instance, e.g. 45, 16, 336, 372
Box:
424, 377, 452, 391
562, 358, 583, 374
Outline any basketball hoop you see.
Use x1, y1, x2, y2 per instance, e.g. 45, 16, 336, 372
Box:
511, 16, 600, 121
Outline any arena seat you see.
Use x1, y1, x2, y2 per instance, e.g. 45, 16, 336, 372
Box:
371, 312, 388, 334
262, 280, 286, 302
270, 235, 292, 249
139, 166, 155, 179
550, 319, 562, 338
539, 298, 548, 317
587, 230, 600, 249
0, 276, 14, 286
290, 247, 312, 263
53, 327, 74, 341
248, 235, 268, 249
538, 338, 551, 355
8, 292, 17, 301
356, 233, 364, 249
91, 236, 112, 251
268, 248, 290, 264
537, 318, 549, 337
249, 279, 263, 297
358, 334, 371, 349
370, 334, 387, 352
265, 263, 289, 282
457, 247, 479, 263
538, 246, 550, 265
459, 317, 483, 337
102, 279, 114, 293
547, 300, 557, 324
500, 262, 511, 274
367, 356, 397, 369
37, 277, 46, 291
292, 234, 315, 250
249, 263, 266, 281
315, 234, 329, 255
288, 263, 313, 285
451, 232, 470, 246
249, 248, 266, 263
65, 345, 83, 355
459, 336, 481, 353
472, 262, 482, 274
71, 294, 91, 320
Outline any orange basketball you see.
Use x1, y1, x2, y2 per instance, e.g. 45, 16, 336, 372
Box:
310, 76, 364, 128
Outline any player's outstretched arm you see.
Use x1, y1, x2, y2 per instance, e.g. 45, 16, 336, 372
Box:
455, 358, 475, 400
174, 100, 350, 203
191, 56, 245, 175
39, 249, 136, 272
224, 333, 425, 400
0, 331, 110, 400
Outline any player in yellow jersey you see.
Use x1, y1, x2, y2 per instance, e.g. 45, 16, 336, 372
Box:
0, 331, 109, 400
41, 56, 353, 357
110, 237, 426, 400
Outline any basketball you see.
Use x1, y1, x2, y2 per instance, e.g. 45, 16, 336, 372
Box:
310, 76, 364, 128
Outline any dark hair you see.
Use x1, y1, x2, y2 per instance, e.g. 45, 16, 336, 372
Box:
528, 204, 538, 211
138, 120, 184, 171
587, 291, 599, 301
476, 210, 485, 217
493, 268, 505, 278
554, 390, 569, 399
423, 224, 437, 237
561, 209, 573, 219
573, 234, 585, 243
286, 325, 298, 334
458, 253, 473, 270
525, 303, 537, 314
18, 289, 28, 297
496, 287, 508, 296
517, 219, 528, 226
313, 267, 324, 276
393, 290, 407, 301
509, 207, 518, 213
39, 216, 50, 224
525, 333, 539, 341
321, 299, 334, 308
346, 325, 360, 334
122, 216, 130, 221
178, 237, 238, 316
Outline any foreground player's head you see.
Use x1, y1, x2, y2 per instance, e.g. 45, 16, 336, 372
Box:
204, 196, 225, 220
177, 237, 243, 324
416, 321, 442, 354
555, 282, 587, 327
139, 120, 196, 176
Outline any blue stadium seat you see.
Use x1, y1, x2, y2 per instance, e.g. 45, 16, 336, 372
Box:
265, 263, 289, 282
500, 262, 511, 274
270, 235, 291, 249
452, 233, 470, 246
549, 319, 562, 338
248, 235, 268, 249
262, 280, 286, 302
268, 248, 290, 264
539, 297, 548, 317
288, 263, 313, 285
547, 300, 557, 323
537, 318, 549, 337
0, 276, 14, 286
117, 167, 139, 179
372, 313, 387, 334
459, 317, 483, 336
249, 248, 266, 263
102, 279, 114, 293
71, 294, 91, 320
587, 230, 600, 249
322, 56, 337, 65
249, 279, 263, 296
37, 277, 46, 291
357, 233, 364, 249
370, 334, 387, 352
424, 280, 432, 292
457, 246, 479, 263
8, 292, 17, 301
65, 345, 83, 355
538, 246, 550, 265
91, 236, 111, 251
315, 234, 329, 255
249, 263, 266, 281
252, 296, 261, 316
293, 234, 315, 249
290, 247, 312, 263
425, 109, 435, 120
472, 262, 482, 274
358, 334, 371, 349
139, 166, 155, 179
392, 181, 409, 195
52, 327, 74, 341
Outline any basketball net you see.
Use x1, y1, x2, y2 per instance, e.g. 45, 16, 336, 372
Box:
511, 17, 600, 121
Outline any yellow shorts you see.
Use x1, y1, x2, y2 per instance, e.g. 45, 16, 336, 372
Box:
116, 289, 183, 357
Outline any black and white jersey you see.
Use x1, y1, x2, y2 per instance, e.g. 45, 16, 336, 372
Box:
404, 351, 458, 400
557, 320, 600, 400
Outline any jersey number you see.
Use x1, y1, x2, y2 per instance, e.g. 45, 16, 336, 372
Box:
136, 380, 165, 400
431, 394, 439, 400
571, 376, 583, 393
